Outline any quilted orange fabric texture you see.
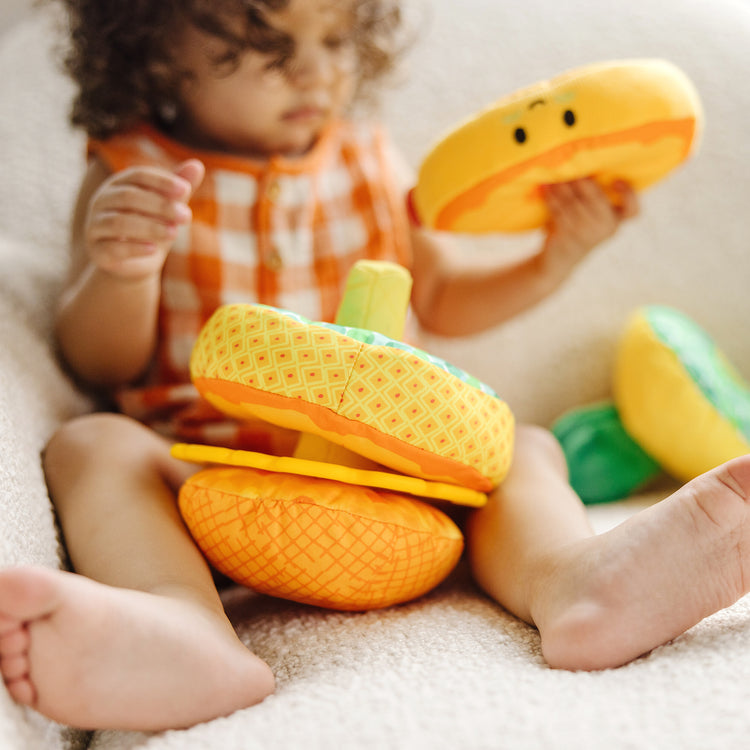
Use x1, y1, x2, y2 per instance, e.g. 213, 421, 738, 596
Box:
180, 467, 464, 610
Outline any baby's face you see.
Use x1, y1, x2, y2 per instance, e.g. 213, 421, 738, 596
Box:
172, 0, 358, 158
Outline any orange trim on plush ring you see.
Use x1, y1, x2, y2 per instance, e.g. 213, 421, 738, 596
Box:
434, 118, 695, 230
193, 374, 500, 493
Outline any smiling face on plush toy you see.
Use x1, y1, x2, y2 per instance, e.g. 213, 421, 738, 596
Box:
503, 90, 579, 147
409, 59, 703, 233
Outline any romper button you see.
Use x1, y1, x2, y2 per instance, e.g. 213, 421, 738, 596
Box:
266, 180, 281, 201
266, 247, 283, 271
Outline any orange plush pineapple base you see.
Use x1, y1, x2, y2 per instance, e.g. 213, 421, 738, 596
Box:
174, 261, 514, 610
177, 467, 464, 610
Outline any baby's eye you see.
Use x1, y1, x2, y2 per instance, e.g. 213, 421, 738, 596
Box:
264, 52, 293, 73
324, 33, 353, 51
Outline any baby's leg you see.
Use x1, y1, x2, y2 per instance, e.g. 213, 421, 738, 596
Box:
467, 424, 750, 670
0, 413, 274, 731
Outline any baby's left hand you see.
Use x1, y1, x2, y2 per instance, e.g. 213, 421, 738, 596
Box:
539, 178, 639, 281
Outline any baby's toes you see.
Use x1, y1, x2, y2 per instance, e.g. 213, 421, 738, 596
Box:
0, 628, 36, 707
0, 623, 30, 656
0, 622, 32, 690
4, 673, 36, 706
1, 651, 30, 681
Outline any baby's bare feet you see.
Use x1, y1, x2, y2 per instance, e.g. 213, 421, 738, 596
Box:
0, 567, 273, 730
533, 455, 750, 670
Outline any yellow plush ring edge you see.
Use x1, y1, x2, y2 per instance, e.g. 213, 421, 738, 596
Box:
171, 442, 488, 508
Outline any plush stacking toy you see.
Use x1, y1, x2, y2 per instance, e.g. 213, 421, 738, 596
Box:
408, 59, 703, 233
553, 306, 750, 504
173, 261, 514, 610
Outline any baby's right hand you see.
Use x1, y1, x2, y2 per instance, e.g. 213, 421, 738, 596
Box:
84, 159, 205, 280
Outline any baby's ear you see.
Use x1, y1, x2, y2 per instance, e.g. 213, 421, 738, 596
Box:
174, 159, 206, 195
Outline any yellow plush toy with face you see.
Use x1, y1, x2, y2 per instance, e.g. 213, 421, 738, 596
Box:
409, 59, 703, 233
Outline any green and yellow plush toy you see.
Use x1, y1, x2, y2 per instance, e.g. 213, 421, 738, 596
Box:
172, 58, 705, 609
553, 306, 750, 504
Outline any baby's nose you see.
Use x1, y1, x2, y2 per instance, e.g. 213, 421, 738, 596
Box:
291, 44, 337, 87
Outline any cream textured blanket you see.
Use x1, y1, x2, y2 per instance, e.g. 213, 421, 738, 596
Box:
0, 0, 749, 748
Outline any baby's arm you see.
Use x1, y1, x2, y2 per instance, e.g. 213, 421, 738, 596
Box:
409, 178, 638, 337
56, 157, 204, 386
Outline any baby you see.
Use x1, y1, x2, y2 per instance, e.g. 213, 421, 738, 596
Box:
0, 0, 748, 733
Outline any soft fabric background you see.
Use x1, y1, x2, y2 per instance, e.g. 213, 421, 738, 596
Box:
0, 0, 748, 748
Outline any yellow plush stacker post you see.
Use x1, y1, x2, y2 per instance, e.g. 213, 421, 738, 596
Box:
172, 260, 514, 610
291, 260, 412, 472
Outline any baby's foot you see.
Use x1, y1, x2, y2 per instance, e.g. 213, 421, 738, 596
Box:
0, 567, 274, 731
534, 455, 750, 670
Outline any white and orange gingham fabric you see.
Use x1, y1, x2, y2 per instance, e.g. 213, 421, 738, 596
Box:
89, 121, 412, 451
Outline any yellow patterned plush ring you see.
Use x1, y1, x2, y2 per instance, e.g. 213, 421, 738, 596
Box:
185, 305, 513, 493
409, 59, 703, 233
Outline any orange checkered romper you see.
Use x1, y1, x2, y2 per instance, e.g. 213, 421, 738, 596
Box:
89, 121, 412, 452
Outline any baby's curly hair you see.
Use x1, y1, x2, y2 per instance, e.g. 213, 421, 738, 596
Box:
53, 0, 404, 139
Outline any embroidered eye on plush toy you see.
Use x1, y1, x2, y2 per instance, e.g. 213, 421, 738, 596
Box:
408, 58, 703, 233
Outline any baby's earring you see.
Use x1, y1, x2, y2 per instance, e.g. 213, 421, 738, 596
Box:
157, 99, 179, 125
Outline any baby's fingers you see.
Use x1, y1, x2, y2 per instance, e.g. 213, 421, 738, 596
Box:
611, 180, 640, 220
173, 159, 205, 194
88, 238, 168, 279
88, 209, 180, 248
82, 163, 204, 280
105, 165, 194, 201
91, 183, 192, 226
542, 180, 602, 227
91, 163, 196, 226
